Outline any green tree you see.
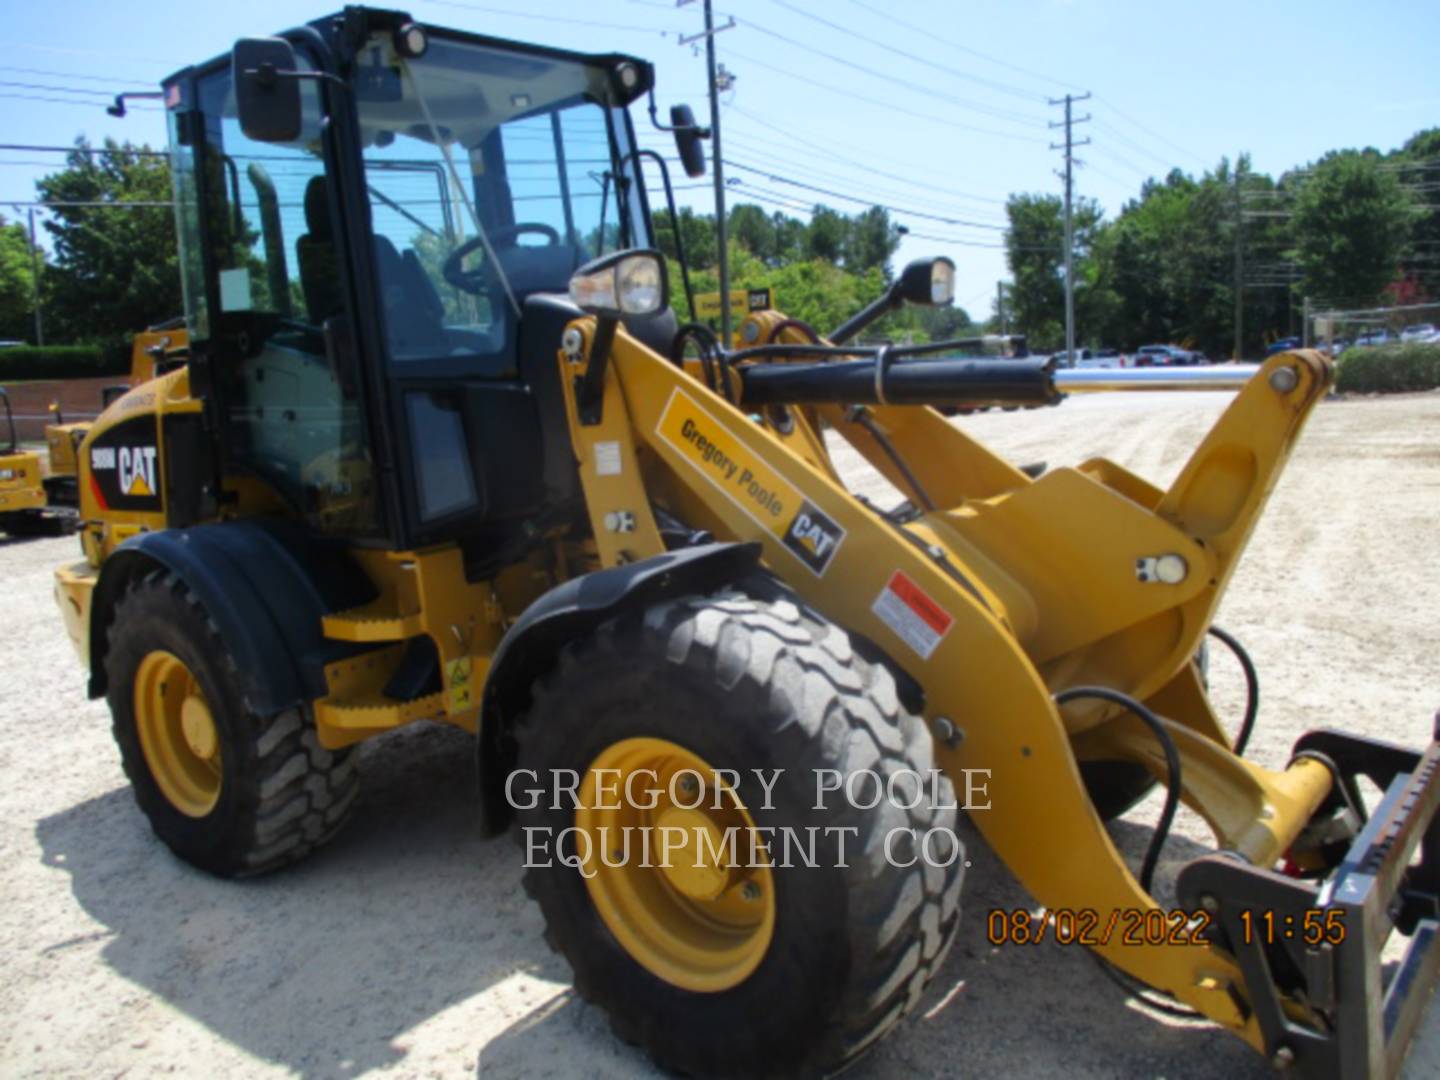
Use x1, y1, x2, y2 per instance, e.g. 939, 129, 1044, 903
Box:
36, 138, 180, 344
1391, 128, 1440, 302
843, 206, 901, 275
728, 203, 776, 264
655, 205, 718, 271
1291, 152, 1415, 306
1004, 192, 1107, 351
0, 214, 38, 342
806, 206, 847, 263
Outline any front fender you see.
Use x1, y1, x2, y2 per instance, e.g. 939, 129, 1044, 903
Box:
476, 541, 761, 834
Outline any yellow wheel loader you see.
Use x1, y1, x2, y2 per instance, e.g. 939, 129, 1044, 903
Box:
0, 386, 74, 536
51, 9, 1440, 1076
41, 320, 190, 508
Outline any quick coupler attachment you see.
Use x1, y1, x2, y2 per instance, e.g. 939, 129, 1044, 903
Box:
1177, 722, 1440, 1078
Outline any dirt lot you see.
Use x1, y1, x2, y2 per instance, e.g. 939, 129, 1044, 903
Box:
2, 389, 1437, 1078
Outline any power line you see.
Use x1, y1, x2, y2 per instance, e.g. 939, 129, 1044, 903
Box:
0, 80, 116, 97
722, 156, 1009, 230
0, 91, 159, 111
1093, 95, 1210, 169
766, 0, 1048, 106
721, 104, 1008, 204
838, 0, 1086, 94
726, 179, 1022, 250
728, 10, 1044, 127
422, 0, 687, 34
1093, 119, 1180, 173
721, 46, 1048, 144
1088, 144, 1153, 179
713, 133, 1009, 221
0, 65, 152, 87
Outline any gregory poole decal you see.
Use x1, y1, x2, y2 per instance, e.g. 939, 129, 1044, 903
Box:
657, 389, 846, 575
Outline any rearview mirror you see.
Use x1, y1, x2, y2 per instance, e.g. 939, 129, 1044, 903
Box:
670, 104, 707, 179
233, 37, 302, 143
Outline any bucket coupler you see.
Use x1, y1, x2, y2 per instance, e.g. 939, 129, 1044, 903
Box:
737, 355, 1060, 409
1176, 723, 1440, 1078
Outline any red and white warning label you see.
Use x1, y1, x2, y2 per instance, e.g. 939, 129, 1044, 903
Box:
871, 570, 955, 660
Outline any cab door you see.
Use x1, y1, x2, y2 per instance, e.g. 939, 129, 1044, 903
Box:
171, 55, 384, 538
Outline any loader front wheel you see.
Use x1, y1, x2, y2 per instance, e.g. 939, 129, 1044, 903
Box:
514, 583, 963, 1077
105, 570, 359, 877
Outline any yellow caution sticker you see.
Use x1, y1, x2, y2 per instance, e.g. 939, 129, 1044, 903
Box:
657, 388, 845, 575
446, 656, 473, 712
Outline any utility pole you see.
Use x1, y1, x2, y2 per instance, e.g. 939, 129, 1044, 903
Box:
1049, 93, 1090, 367
997, 280, 1007, 335
680, 0, 734, 343
1233, 157, 1244, 360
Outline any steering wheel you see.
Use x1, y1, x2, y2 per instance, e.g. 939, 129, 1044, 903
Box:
442, 223, 562, 293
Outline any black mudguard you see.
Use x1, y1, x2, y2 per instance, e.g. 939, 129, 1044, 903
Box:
476, 541, 762, 835
87, 520, 374, 717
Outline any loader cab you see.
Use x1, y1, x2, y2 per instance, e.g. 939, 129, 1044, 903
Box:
163, 7, 664, 556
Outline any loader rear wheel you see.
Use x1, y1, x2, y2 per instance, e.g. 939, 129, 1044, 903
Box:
514, 582, 963, 1078
105, 570, 359, 877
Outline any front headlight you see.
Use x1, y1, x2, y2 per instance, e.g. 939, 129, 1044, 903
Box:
929, 259, 955, 306
0, 469, 15, 481
895, 256, 956, 307
569, 249, 670, 320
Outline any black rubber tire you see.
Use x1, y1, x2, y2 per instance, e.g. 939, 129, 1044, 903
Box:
104, 569, 359, 877
513, 581, 963, 1078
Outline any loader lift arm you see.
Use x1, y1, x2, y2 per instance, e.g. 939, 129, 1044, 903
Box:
554, 275, 1440, 1073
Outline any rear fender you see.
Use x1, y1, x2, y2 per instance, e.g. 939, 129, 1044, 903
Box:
86, 521, 373, 715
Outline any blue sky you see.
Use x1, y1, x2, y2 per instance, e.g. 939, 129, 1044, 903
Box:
1, 0, 1435, 318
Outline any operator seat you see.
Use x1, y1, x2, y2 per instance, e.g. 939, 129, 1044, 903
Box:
372, 236, 451, 356
296, 176, 343, 325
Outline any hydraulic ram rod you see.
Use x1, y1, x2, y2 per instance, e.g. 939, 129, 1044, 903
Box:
1056, 364, 1260, 392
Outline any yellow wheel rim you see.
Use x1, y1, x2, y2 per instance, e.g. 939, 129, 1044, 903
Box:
133, 650, 222, 817
575, 737, 776, 993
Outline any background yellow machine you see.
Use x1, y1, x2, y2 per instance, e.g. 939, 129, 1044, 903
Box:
50, 9, 1440, 1077
40, 320, 189, 508
0, 394, 50, 538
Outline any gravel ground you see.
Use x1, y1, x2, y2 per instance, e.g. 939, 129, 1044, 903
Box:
1, 389, 1437, 1078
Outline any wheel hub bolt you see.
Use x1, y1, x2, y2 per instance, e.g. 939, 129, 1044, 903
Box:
742, 881, 761, 902
678, 774, 700, 797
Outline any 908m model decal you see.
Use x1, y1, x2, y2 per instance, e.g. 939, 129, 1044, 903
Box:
657, 388, 846, 575
86, 415, 163, 512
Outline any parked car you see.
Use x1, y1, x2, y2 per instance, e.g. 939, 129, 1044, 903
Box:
0, 340, 26, 349
1265, 337, 1302, 357
1048, 348, 1091, 368
1133, 344, 1197, 367
1355, 330, 1395, 348
1076, 354, 1120, 370
1400, 323, 1436, 344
